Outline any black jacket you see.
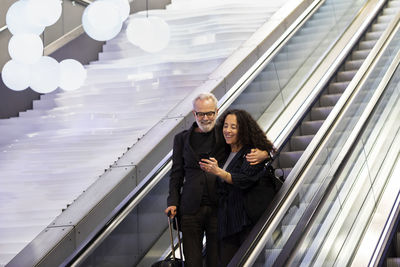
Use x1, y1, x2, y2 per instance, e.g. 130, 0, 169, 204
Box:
167, 122, 226, 215
218, 146, 275, 238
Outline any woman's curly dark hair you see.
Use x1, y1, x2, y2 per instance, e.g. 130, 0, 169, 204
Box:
217, 109, 275, 153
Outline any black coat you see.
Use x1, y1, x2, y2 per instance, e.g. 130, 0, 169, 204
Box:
167, 123, 226, 215
218, 146, 275, 239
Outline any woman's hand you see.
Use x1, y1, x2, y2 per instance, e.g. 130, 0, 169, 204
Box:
199, 157, 232, 184
199, 157, 220, 175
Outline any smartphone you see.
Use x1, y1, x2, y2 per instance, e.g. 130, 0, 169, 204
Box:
199, 153, 210, 160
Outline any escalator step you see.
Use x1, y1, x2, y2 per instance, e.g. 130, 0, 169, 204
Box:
365, 31, 383, 41
290, 135, 314, 151
336, 70, 357, 82
358, 39, 377, 50
279, 151, 303, 168
328, 81, 349, 94
396, 232, 400, 256
320, 94, 341, 107
388, 1, 400, 8
344, 59, 364, 70
352, 49, 370, 60
383, 6, 400, 15
378, 15, 395, 24
301, 120, 324, 135
311, 106, 333, 120
386, 258, 400, 267
371, 23, 388, 32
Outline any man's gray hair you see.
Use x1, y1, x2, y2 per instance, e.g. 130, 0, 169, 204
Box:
192, 92, 218, 109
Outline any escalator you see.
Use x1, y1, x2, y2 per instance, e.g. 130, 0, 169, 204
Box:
58, 0, 400, 266
272, 43, 400, 267
229, 1, 400, 266
44, 0, 399, 266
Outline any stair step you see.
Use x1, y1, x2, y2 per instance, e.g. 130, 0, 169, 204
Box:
336, 70, 357, 82
387, 258, 400, 267
352, 49, 370, 60
365, 31, 384, 41
301, 120, 324, 135
310, 106, 332, 120
320, 94, 341, 107
377, 15, 394, 24
328, 81, 349, 94
290, 135, 314, 151
344, 59, 364, 70
279, 151, 303, 168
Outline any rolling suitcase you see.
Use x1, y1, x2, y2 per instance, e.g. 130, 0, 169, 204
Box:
151, 216, 184, 267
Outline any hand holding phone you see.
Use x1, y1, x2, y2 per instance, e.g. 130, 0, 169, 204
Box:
199, 153, 210, 160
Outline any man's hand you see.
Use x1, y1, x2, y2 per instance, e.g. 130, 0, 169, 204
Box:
165, 206, 177, 218
246, 148, 269, 165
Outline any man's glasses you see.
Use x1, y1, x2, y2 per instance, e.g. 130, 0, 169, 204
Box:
194, 111, 216, 118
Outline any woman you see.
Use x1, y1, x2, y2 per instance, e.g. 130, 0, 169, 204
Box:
199, 109, 276, 266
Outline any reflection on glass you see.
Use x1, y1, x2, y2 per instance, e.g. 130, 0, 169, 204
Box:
79, 173, 171, 267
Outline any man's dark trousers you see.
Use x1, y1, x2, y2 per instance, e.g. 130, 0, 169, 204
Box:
181, 205, 218, 267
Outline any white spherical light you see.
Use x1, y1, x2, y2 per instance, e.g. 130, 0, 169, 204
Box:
30, 56, 60, 94
82, 1, 123, 41
2, 60, 31, 91
126, 18, 152, 46
140, 17, 170, 53
6, 0, 45, 35
8, 34, 43, 64
99, 0, 130, 21
59, 59, 87, 91
27, 0, 62, 27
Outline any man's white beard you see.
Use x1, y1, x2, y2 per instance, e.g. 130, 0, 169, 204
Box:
198, 120, 216, 133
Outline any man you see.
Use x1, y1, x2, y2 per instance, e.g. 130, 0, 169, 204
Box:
165, 93, 267, 267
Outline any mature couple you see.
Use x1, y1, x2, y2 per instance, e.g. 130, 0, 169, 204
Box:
165, 93, 275, 267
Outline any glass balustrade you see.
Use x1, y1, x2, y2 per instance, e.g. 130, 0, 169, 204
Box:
287, 29, 400, 266
252, 13, 400, 267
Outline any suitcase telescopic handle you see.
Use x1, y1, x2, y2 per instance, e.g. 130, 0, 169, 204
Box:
167, 215, 176, 260
166, 211, 184, 264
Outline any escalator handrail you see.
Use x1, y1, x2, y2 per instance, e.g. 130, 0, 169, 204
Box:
232, 3, 400, 266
